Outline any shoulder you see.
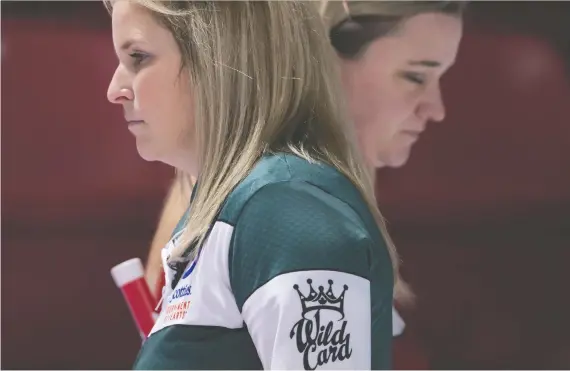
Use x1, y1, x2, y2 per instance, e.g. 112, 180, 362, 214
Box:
234, 179, 371, 249
217, 153, 292, 224
220, 153, 372, 252
228, 176, 375, 310
218, 152, 368, 228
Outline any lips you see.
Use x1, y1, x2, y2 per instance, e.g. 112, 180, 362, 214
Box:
402, 130, 422, 137
124, 113, 144, 123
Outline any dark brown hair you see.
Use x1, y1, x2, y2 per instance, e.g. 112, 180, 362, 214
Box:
325, 1, 468, 59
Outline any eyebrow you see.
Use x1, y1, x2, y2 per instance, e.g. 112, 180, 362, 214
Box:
408, 60, 441, 68
120, 40, 136, 51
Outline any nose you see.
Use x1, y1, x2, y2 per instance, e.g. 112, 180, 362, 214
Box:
417, 84, 446, 123
107, 66, 134, 104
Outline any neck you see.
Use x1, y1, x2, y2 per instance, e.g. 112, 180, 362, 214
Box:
173, 159, 199, 180
369, 162, 384, 184
364, 151, 385, 183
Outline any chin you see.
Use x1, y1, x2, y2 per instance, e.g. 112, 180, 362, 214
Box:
378, 148, 412, 168
135, 143, 159, 162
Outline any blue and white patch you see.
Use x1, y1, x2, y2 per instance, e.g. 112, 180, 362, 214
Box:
149, 222, 244, 336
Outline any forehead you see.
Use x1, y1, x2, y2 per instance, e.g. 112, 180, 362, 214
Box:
111, 1, 168, 49
373, 12, 463, 67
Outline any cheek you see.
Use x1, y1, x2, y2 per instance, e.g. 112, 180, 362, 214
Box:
348, 73, 407, 135
172, 77, 194, 134
133, 69, 192, 130
363, 86, 411, 139
132, 71, 162, 117
377, 86, 420, 133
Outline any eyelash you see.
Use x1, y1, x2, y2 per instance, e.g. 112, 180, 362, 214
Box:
403, 72, 426, 85
129, 52, 148, 68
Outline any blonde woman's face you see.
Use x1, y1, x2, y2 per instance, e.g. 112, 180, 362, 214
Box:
107, 1, 196, 173
340, 12, 463, 168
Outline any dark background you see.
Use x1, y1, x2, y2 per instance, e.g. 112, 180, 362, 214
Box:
2, 1, 570, 369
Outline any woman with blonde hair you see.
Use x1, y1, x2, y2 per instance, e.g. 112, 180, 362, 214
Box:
107, 0, 398, 369
143, 0, 466, 362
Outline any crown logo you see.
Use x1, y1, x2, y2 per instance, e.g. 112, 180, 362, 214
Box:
293, 279, 348, 320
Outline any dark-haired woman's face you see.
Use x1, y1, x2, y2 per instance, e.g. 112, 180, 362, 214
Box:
340, 12, 463, 168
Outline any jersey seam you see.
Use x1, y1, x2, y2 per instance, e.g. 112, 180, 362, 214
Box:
280, 153, 294, 177
217, 218, 235, 227
149, 323, 246, 338
302, 182, 378, 247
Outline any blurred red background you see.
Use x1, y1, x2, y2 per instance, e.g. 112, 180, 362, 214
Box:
2, 2, 570, 369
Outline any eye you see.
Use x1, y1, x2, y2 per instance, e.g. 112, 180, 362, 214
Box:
402, 72, 426, 86
129, 51, 149, 68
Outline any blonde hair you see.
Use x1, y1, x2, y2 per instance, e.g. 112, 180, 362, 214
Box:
110, 1, 400, 278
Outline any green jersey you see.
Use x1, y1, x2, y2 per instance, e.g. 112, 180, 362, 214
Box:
133, 153, 393, 370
